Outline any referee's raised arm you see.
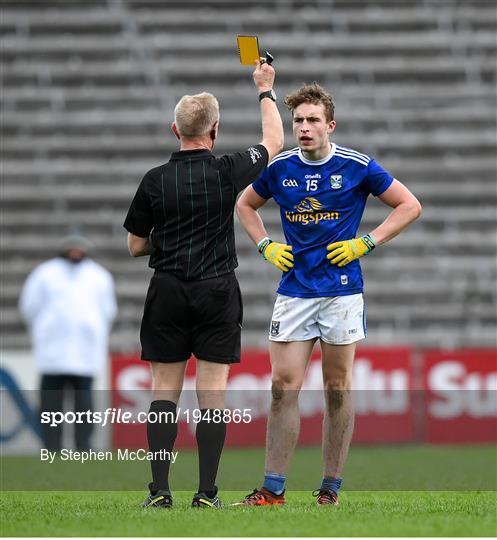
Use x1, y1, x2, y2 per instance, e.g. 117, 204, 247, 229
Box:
253, 59, 284, 161
122, 48, 287, 509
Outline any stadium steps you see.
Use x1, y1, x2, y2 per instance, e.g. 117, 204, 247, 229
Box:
127, 5, 497, 31
1, 0, 495, 351
3, 31, 495, 60
3, 56, 494, 86
3, 106, 495, 138
1, 181, 495, 209
2, 83, 494, 111
2, 205, 495, 230
1, 131, 496, 160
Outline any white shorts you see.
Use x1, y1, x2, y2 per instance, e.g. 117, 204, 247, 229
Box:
268, 293, 366, 345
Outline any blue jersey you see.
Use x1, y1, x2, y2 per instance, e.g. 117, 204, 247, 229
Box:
252, 143, 394, 298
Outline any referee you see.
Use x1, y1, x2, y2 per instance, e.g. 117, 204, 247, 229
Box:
124, 59, 283, 509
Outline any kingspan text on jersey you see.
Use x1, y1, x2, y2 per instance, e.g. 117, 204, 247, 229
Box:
285, 211, 340, 225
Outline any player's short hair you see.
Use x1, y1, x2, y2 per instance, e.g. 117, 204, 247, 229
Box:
284, 83, 335, 122
174, 92, 220, 138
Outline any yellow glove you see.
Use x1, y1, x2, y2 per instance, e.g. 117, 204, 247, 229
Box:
257, 237, 294, 272
326, 234, 376, 267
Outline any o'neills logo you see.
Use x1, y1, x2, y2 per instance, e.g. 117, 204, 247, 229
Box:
285, 197, 339, 225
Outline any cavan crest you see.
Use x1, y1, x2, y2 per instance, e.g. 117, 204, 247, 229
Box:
270, 320, 280, 336
330, 175, 343, 189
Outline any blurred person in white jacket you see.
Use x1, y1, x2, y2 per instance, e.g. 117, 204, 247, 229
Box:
19, 234, 117, 450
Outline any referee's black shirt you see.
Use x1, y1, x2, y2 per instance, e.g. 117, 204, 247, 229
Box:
124, 144, 269, 280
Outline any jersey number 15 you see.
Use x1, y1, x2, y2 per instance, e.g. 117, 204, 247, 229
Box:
306, 179, 318, 191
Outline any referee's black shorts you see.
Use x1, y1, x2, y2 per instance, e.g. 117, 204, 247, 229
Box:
140, 271, 243, 364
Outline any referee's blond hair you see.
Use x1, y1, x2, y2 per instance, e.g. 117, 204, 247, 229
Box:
174, 93, 219, 138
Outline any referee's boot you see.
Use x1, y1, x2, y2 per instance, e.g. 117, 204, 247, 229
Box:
141, 483, 173, 508
191, 486, 222, 508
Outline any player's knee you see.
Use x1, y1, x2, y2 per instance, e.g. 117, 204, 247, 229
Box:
324, 365, 352, 391
324, 378, 351, 410
271, 382, 283, 402
325, 389, 345, 410
324, 376, 351, 391
271, 377, 300, 402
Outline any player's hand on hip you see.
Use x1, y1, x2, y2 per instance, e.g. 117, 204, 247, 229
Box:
326, 234, 376, 267
257, 237, 294, 272
253, 60, 275, 93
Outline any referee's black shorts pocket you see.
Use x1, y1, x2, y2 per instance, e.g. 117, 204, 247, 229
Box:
191, 273, 242, 363
140, 273, 191, 362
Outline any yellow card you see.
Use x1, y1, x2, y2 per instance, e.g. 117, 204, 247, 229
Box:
237, 35, 260, 65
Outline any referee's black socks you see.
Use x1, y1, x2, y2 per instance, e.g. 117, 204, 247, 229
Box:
196, 408, 226, 497
147, 399, 177, 493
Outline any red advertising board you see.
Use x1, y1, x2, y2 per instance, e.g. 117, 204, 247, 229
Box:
110, 347, 415, 448
423, 349, 497, 443
352, 348, 414, 443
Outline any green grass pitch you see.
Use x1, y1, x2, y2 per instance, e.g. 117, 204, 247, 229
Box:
1, 490, 495, 537
1, 446, 495, 536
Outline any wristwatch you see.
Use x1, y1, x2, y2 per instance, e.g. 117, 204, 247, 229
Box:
259, 89, 277, 102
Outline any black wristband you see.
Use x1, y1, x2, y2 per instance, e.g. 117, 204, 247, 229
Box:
258, 89, 276, 102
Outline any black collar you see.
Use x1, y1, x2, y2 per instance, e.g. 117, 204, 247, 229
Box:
170, 149, 213, 161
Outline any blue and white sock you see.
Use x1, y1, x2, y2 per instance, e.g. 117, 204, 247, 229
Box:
320, 476, 342, 495
263, 472, 286, 495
